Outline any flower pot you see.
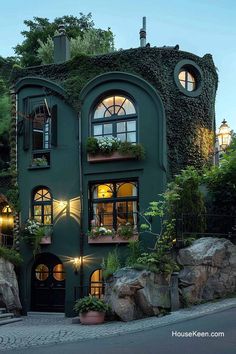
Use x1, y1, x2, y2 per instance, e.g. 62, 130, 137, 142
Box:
40, 236, 52, 245
79, 311, 105, 325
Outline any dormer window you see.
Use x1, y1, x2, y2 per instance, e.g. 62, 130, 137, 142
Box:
92, 95, 137, 143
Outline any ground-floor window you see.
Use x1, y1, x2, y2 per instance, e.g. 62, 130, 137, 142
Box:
90, 269, 104, 298
89, 180, 138, 231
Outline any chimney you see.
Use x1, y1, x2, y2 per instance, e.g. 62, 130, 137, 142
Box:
140, 17, 146, 47
53, 24, 71, 64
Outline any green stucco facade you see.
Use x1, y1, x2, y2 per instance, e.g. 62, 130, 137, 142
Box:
13, 47, 217, 316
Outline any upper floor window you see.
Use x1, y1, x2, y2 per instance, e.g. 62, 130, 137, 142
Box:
92, 95, 137, 143
178, 70, 196, 92
32, 187, 52, 225
32, 104, 51, 150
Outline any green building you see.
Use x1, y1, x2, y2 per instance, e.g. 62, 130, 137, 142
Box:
10, 30, 217, 316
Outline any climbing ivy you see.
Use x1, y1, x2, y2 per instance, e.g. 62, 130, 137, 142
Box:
11, 47, 218, 176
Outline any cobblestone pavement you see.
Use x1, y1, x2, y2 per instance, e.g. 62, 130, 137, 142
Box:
0, 298, 236, 352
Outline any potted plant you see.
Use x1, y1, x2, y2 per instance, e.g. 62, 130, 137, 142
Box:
88, 225, 114, 239
24, 219, 52, 255
86, 137, 145, 162
74, 295, 109, 325
31, 156, 48, 167
117, 223, 136, 240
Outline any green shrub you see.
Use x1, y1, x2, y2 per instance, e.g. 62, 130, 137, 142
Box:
118, 142, 145, 160
0, 247, 22, 266
126, 240, 142, 267
74, 295, 109, 314
102, 248, 120, 279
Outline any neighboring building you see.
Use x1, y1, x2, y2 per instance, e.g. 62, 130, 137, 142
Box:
10, 30, 217, 316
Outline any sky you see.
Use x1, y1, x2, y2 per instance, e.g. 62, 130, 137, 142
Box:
1, 0, 235, 132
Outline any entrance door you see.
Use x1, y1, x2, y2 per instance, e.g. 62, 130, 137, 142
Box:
31, 253, 65, 312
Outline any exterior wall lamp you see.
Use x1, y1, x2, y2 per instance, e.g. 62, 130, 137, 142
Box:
214, 119, 232, 165
217, 119, 232, 151
72, 257, 81, 274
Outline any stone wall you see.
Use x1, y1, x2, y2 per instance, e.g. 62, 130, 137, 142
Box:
178, 237, 236, 304
0, 257, 22, 312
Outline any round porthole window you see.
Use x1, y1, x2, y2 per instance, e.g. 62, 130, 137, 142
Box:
174, 60, 203, 97
35, 264, 49, 281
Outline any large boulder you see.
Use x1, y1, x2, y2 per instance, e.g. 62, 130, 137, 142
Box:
105, 268, 171, 321
0, 257, 22, 313
178, 237, 236, 304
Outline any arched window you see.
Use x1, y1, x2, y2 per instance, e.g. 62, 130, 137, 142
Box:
32, 187, 52, 225
92, 95, 137, 143
90, 269, 104, 298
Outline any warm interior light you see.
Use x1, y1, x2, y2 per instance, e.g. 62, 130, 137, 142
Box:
2, 205, 12, 213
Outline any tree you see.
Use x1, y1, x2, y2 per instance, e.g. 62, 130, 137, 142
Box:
0, 79, 11, 170
14, 14, 115, 67
37, 27, 114, 65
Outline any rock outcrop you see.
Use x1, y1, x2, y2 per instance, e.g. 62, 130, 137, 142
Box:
105, 268, 171, 321
178, 237, 236, 304
0, 257, 22, 313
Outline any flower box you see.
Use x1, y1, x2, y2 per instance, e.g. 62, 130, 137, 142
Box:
88, 233, 139, 244
87, 152, 134, 163
40, 236, 52, 245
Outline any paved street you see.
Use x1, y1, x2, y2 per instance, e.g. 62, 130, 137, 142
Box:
0, 298, 236, 353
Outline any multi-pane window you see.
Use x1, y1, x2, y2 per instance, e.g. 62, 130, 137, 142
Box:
90, 269, 104, 298
90, 181, 138, 230
92, 95, 137, 143
178, 70, 196, 91
32, 188, 52, 225
32, 105, 51, 150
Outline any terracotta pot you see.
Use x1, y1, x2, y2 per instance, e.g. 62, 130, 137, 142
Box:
79, 311, 105, 325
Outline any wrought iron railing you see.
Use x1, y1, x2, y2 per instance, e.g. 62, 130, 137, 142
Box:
0, 173, 12, 194
0, 233, 14, 248
74, 283, 105, 300
176, 213, 236, 244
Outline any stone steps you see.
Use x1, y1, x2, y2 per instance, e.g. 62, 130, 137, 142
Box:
0, 308, 22, 326
0, 317, 22, 326
27, 311, 65, 318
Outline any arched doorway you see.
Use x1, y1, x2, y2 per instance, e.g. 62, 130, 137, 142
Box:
31, 253, 65, 312
0, 194, 14, 248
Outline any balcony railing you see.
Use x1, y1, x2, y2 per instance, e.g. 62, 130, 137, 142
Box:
74, 284, 105, 300
0, 233, 14, 248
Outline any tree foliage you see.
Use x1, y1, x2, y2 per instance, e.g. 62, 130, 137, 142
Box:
204, 137, 236, 214
0, 79, 11, 170
14, 14, 115, 67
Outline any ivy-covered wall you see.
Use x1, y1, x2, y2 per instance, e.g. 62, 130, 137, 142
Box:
12, 47, 218, 176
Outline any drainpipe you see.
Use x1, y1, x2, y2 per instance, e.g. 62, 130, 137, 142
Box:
140, 17, 147, 47
78, 111, 84, 298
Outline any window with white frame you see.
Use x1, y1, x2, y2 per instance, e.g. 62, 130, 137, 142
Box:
92, 95, 137, 143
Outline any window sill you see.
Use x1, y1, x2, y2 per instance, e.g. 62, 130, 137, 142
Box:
28, 165, 50, 170
87, 152, 135, 163
88, 233, 139, 244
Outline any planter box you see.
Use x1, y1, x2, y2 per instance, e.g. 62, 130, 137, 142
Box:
88, 233, 139, 244
40, 236, 52, 245
87, 152, 134, 163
